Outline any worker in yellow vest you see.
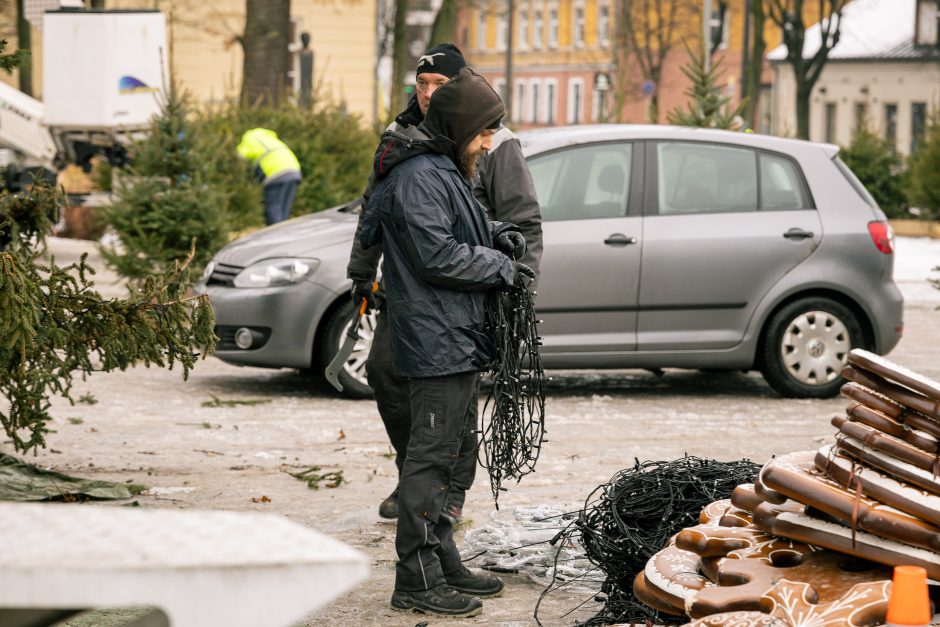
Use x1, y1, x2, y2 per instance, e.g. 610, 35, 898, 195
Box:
237, 128, 302, 225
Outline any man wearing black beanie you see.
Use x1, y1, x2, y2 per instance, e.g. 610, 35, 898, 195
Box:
359, 67, 534, 617
346, 43, 542, 524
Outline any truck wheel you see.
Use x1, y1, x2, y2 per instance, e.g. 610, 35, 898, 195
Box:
759, 297, 864, 398
317, 302, 375, 399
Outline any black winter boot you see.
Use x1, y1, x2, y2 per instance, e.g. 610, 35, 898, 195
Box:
378, 486, 399, 519
444, 566, 504, 598
390, 583, 482, 617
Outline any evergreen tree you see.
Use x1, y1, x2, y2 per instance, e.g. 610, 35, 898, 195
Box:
667, 45, 745, 129
100, 89, 229, 282
840, 126, 910, 219
907, 110, 940, 222
0, 179, 216, 453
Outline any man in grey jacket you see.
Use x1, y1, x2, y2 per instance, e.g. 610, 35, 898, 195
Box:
346, 43, 542, 520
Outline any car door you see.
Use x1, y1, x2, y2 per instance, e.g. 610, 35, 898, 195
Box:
636, 141, 822, 351
528, 141, 642, 358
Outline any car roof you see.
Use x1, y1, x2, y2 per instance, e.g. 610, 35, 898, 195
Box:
516, 124, 840, 160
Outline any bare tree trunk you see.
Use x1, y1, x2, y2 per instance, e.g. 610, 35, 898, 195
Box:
742, 0, 765, 128
389, 0, 409, 119
429, 0, 457, 46
15, 0, 31, 96
796, 82, 811, 139
241, 0, 291, 107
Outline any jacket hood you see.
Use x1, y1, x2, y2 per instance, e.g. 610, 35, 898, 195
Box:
422, 67, 504, 164
371, 125, 455, 180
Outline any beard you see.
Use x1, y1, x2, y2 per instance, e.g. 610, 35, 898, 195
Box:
458, 148, 483, 179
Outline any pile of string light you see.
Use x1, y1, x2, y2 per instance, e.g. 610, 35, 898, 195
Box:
480, 274, 546, 506
535, 456, 761, 626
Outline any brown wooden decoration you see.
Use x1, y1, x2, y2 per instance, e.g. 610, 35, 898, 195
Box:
832, 415, 940, 474
759, 579, 890, 627
841, 382, 940, 439
835, 434, 940, 495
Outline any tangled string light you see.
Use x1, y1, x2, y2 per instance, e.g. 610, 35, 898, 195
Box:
480, 274, 546, 506
536, 456, 761, 626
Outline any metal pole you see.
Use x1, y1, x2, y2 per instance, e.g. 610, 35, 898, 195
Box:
703, 0, 712, 72
505, 0, 514, 119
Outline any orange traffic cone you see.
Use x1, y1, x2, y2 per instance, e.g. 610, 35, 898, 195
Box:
886, 565, 931, 627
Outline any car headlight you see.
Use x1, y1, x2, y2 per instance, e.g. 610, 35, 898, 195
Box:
233, 258, 320, 288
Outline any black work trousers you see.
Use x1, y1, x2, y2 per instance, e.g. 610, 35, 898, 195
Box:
366, 309, 477, 523
395, 371, 480, 591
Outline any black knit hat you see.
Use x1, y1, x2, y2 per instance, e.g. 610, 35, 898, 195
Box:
423, 67, 504, 163
415, 43, 467, 79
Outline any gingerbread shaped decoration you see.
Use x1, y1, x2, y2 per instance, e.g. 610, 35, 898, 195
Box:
681, 611, 785, 627
766, 507, 940, 580
759, 579, 890, 627
847, 349, 940, 401
685, 550, 889, 618
759, 450, 940, 553
702, 499, 735, 524
816, 444, 940, 527
677, 523, 810, 566
638, 540, 712, 614
731, 484, 766, 514
842, 365, 940, 422
842, 382, 940, 440
845, 403, 939, 453
835, 434, 940, 495
832, 415, 940, 474
751, 500, 806, 537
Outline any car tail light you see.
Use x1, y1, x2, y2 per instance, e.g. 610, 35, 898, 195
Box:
868, 221, 894, 254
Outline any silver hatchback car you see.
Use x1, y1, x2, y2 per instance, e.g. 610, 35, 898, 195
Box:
196, 125, 903, 399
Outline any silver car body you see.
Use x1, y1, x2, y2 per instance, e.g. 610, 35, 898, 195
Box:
197, 125, 903, 396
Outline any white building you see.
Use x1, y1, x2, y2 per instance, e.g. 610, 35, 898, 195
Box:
769, 0, 940, 155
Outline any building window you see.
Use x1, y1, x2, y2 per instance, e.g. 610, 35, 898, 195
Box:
915, 0, 939, 46
518, 5, 529, 49
477, 10, 487, 49
884, 103, 898, 146
597, 3, 610, 46
533, 9, 543, 49
824, 103, 837, 143
530, 81, 541, 123
514, 80, 526, 123
496, 11, 508, 51
573, 4, 585, 46
912, 102, 927, 153
854, 102, 868, 132
549, 6, 559, 48
568, 78, 584, 124
546, 79, 557, 124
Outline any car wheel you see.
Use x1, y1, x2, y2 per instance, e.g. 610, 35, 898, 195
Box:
318, 303, 376, 399
759, 297, 864, 399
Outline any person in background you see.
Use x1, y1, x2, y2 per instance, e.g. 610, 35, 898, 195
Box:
346, 42, 543, 521
236, 128, 302, 225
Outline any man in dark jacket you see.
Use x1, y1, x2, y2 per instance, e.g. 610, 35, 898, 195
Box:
347, 42, 542, 520
360, 68, 533, 617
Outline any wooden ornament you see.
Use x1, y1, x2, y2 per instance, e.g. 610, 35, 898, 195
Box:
816, 444, 940, 527
842, 365, 940, 423
842, 382, 940, 440
681, 610, 785, 627
845, 402, 939, 454
638, 539, 711, 614
832, 414, 940, 474
766, 508, 940, 580
731, 484, 766, 514
847, 349, 940, 401
759, 450, 940, 553
759, 579, 890, 627
686, 549, 889, 618
836, 434, 940, 495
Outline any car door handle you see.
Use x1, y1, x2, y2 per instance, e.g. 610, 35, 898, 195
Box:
604, 233, 638, 246
783, 228, 814, 240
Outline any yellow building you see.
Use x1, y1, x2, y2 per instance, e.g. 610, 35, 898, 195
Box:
2, 0, 378, 124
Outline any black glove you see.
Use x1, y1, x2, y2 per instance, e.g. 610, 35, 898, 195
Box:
351, 280, 376, 312
513, 261, 535, 283
495, 231, 526, 260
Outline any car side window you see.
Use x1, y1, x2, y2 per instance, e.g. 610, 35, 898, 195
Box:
760, 153, 811, 210
527, 143, 632, 221
656, 142, 757, 215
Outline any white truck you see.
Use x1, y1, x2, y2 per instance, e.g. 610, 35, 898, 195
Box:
0, 9, 168, 191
